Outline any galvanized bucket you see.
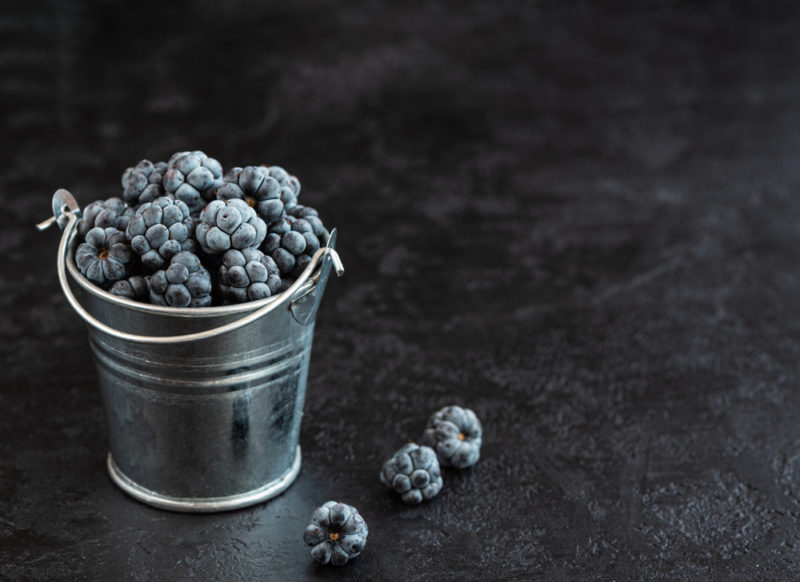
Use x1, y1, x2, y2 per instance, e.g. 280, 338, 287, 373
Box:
42, 190, 344, 512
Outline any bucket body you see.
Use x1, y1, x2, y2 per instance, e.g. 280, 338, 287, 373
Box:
62, 234, 337, 512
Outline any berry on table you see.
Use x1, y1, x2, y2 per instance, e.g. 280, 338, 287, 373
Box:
380, 443, 443, 504
303, 501, 368, 566
420, 405, 483, 469
75, 227, 132, 288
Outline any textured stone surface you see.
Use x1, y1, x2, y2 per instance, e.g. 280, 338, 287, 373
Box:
3, 0, 800, 579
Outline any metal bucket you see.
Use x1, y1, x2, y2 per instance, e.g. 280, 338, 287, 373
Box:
42, 190, 344, 512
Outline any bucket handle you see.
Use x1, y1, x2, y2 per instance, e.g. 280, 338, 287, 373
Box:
40, 189, 344, 345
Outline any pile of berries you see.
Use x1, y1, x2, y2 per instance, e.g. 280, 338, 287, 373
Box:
72, 151, 331, 307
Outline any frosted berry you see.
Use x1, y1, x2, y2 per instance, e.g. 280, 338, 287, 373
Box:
125, 196, 196, 271
148, 251, 212, 307
303, 501, 368, 566
217, 248, 281, 303
110, 275, 149, 301
420, 405, 483, 469
380, 443, 443, 504
217, 165, 285, 224
75, 227, 132, 288
78, 197, 129, 239
162, 150, 223, 213
195, 199, 267, 254
121, 159, 167, 206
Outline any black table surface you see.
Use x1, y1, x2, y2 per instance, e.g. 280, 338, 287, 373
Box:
3, 1, 800, 580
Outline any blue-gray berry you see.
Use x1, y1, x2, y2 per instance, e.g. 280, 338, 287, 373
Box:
125, 196, 196, 271
380, 443, 443, 504
148, 251, 212, 307
121, 159, 167, 206
218, 165, 286, 224
78, 197, 128, 239
195, 199, 267, 254
303, 501, 368, 566
420, 405, 483, 469
162, 150, 223, 213
218, 247, 280, 303
75, 227, 132, 288
110, 275, 149, 301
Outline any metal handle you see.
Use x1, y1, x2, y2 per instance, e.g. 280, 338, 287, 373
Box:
44, 190, 344, 345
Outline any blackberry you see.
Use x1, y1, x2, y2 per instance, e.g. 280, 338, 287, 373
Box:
148, 251, 212, 307
218, 248, 281, 303
121, 159, 167, 206
162, 150, 224, 213
303, 501, 368, 566
110, 275, 149, 302
78, 197, 129, 239
217, 165, 285, 224
380, 443, 443, 504
195, 199, 267, 254
75, 227, 132, 288
420, 405, 483, 469
126, 196, 195, 271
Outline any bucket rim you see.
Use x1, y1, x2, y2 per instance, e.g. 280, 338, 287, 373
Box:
65, 240, 315, 318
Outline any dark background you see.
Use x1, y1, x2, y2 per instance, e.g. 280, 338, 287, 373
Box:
3, 0, 800, 579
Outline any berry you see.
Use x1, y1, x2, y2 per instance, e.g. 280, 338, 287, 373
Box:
268, 165, 290, 186
75, 227, 132, 288
162, 150, 224, 213
148, 251, 212, 307
217, 165, 285, 224
420, 405, 483, 469
217, 248, 281, 303
121, 159, 167, 206
78, 197, 129, 239
125, 196, 196, 271
281, 230, 306, 255
110, 275, 149, 301
303, 501, 368, 566
380, 443, 443, 504
268, 217, 291, 236
195, 199, 267, 254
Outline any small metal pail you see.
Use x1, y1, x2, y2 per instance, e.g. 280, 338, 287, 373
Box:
42, 190, 344, 512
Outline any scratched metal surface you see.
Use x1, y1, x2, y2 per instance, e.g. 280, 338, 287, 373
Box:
3, 1, 800, 579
